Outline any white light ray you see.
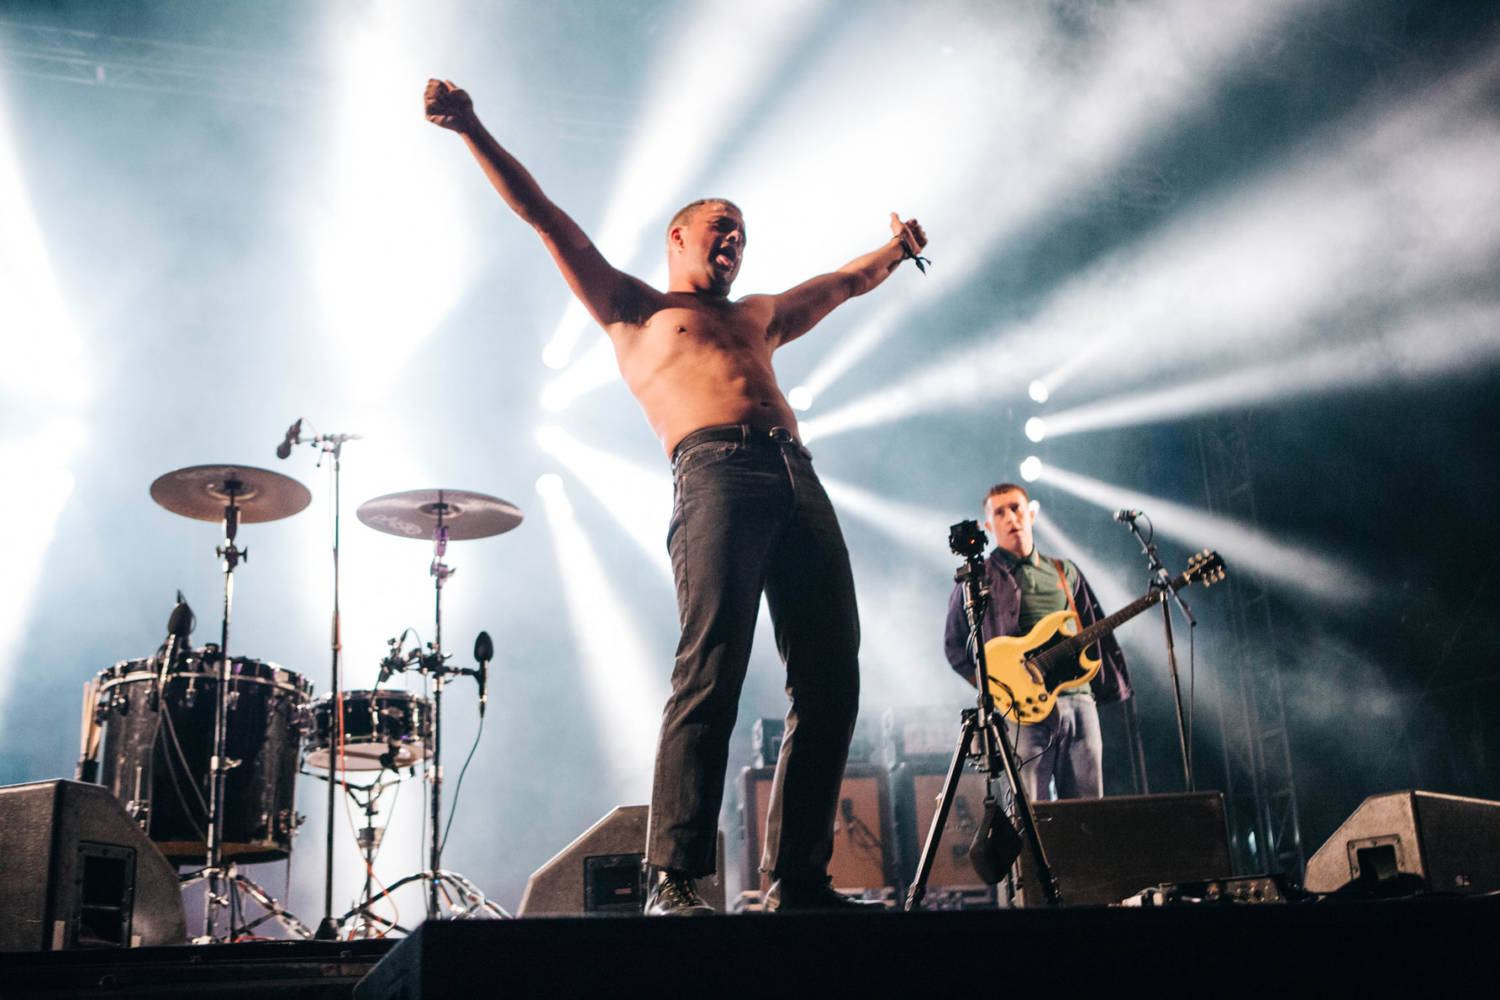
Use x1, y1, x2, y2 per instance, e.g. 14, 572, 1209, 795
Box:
0, 76, 90, 703
1035, 463, 1372, 605
793, 0, 1315, 402
1041, 297, 1500, 437
540, 335, 619, 413
315, 4, 471, 395
0, 91, 89, 409
535, 480, 664, 794
801, 344, 1014, 442
539, 0, 826, 369
805, 39, 1500, 442
0, 421, 85, 705
820, 477, 961, 575
1038, 45, 1500, 397
1031, 511, 1134, 616
533, 424, 674, 580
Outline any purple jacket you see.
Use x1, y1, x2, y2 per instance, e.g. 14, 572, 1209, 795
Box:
943, 550, 1132, 704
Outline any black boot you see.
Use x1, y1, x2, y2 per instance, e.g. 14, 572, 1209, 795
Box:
764, 876, 881, 913
643, 866, 715, 916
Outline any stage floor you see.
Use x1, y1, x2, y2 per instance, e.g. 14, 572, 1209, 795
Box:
2, 894, 1494, 998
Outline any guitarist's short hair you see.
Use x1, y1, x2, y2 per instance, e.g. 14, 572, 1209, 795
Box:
984, 483, 1030, 509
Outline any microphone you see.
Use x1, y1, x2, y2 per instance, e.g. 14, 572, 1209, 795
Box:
155, 591, 194, 711
378, 633, 406, 686
474, 631, 493, 717
275, 418, 303, 459
166, 590, 195, 640
1113, 509, 1144, 523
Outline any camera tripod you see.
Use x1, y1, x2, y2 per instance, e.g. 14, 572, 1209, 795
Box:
904, 520, 1061, 911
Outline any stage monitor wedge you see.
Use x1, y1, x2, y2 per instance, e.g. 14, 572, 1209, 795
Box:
518, 805, 725, 916
1304, 789, 1500, 895
0, 779, 187, 952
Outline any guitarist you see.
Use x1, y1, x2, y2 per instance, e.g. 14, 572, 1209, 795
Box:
942, 484, 1132, 800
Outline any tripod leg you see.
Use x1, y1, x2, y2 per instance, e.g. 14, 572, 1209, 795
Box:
904, 711, 978, 912
987, 715, 1063, 906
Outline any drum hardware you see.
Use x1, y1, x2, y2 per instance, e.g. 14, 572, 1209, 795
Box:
351, 488, 521, 924
274, 417, 363, 940
149, 463, 313, 942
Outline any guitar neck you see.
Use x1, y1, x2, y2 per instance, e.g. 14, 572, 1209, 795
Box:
1070, 570, 1187, 650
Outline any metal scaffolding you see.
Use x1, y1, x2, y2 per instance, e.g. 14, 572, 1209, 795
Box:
1197, 413, 1305, 877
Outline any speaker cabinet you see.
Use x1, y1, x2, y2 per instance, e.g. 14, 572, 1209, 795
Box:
738, 763, 897, 895
1304, 790, 1500, 895
1014, 792, 1231, 907
518, 805, 725, 916
0, 780, 187, 952
889, 764, 990, 891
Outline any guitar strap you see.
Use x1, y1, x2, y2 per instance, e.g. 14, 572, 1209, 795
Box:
1050, 557, 1081, 622
1051, 558, 1099, 685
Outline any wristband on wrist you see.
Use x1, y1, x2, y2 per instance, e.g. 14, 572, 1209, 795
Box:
899, 240, 930, 274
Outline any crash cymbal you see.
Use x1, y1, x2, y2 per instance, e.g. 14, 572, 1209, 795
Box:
150, 464, 312, 523
356, 489, 523, 541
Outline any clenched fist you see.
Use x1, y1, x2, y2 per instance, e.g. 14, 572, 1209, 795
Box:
425, 79, 476, 133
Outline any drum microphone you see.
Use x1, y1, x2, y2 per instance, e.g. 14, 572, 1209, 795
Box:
473, 630, 493, 717
275, 418, 303, 459
167, 590, 195, 640
378, 634, 406, 686
1113, 508, 1144, 523
156, 591, 194, 711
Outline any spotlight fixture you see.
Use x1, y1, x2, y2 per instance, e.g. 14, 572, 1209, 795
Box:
1019, 456, 1043, 482
1028, 380, 1049, 403
1025, 416, 1046, 442
535, 473, 564, 498
787, 386, 813, 411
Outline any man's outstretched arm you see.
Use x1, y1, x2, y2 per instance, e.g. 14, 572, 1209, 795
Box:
766, 213, 928, 347
425, 79, 652, 328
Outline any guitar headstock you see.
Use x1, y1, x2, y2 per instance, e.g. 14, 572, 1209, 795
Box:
1186, 549, 1226, 587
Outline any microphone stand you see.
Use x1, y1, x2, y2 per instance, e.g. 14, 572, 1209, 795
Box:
276, 420, 361, 939
1122, 514, 1195, 790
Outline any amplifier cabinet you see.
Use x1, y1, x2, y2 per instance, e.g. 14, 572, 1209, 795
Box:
889, 764, 991, 892
738, 764, 897, 894
1014, 791, 1232, 907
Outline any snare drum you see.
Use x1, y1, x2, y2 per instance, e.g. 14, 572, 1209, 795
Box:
304, 689, 433, 771
94, 650, 312, 864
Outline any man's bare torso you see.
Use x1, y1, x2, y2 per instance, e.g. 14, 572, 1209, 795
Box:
612, 291, 798, 457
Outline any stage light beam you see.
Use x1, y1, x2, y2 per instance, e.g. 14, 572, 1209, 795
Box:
534, 478, 665, 794
533, 424, 674, 580
1034, 462, 1373, 605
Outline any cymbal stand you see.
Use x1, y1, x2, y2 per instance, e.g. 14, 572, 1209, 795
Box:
177, 487, 312, 941
1122, 513, 1196, 789
376, 505, 509, 921
905, 521, 1060, 911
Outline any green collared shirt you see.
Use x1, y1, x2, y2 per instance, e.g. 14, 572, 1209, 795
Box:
994, 547, 1086, 693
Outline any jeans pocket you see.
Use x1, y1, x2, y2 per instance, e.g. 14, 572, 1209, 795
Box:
673, 440, 740, 477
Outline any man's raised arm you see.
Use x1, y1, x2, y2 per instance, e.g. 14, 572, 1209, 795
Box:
425, 79, 651, 329
767, 213, 928, 347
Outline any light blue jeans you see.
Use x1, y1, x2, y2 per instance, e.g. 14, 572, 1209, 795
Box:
1008, 693, 1103, 801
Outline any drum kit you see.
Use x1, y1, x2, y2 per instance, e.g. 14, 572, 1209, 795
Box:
75, 448, 523, 943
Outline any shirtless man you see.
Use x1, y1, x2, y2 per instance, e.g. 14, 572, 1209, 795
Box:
425, 78, 927, 914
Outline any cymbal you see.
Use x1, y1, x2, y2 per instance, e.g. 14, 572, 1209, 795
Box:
150, 464, 312, 523
356, 489, 523, 541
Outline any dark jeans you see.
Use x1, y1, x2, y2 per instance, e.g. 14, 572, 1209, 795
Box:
645, 424, 860, 879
